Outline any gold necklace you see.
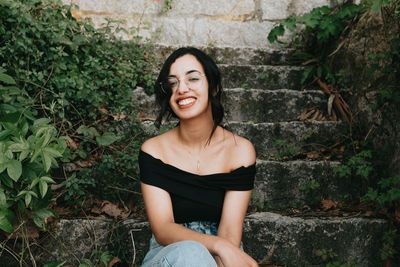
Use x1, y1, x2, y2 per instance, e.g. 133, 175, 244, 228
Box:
183, 142, 206, 172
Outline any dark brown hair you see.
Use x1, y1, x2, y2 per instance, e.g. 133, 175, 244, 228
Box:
154, 47, 224, 141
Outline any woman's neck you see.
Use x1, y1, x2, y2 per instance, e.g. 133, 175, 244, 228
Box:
177, 115, 215, 151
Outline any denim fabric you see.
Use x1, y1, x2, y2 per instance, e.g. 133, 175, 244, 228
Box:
141, 221, 219, 267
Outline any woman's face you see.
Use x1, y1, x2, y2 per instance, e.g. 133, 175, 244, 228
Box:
167, 54, 211, 121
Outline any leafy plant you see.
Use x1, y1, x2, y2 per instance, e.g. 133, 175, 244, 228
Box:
0, 0, 155, 207
362, 176, 400, 207
274, 139, 298, 160
268, 3, 366, 84
0, 70, 66, 233
333, 149, 373, 179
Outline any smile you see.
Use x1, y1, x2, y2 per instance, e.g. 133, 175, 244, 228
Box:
177, 97, 196, 107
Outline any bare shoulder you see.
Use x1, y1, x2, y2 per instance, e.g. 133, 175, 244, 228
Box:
221, 128, 256, 168
140, 129, 175, 158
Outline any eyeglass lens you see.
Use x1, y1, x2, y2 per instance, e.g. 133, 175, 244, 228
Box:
162, 72, 204, 92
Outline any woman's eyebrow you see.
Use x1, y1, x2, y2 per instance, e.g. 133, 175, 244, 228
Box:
168, 70, 201, 78
186, 70, 201, 75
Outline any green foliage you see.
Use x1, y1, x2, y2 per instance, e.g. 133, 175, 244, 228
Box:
0, 70, 66, 233
314, 248, 359, 267
300, 179, 320, 194
380, 229, 398, 260
273, 139, 298, 159
268, 3, 366, 84
333, 149, 373, 179
0, 0, 155, 124
362, 176, 400, 207
0, 0, 155, 208
162, 0, 173, 12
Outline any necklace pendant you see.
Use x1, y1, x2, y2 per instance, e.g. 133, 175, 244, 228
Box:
197, 160, 200, 171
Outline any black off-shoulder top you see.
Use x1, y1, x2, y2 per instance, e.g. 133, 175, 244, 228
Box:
139, 149, 256, 223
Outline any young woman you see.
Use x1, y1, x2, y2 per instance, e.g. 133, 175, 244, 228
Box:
139, 47, 258, 267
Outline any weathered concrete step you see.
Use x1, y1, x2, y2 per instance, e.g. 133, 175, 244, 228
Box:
219, 64, 303, 90
252, 160, 360, 210
243, 212, 388, 266
152, 45, 295, 66
16, 215, 387, 267
223, 89, 328, 122
226, 121, 347, 159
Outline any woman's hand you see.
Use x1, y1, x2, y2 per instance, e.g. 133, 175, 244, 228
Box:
215, 238, 258, 267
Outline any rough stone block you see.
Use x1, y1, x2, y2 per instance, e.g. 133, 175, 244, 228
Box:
219, 64, 303, 89
150, 45, 295, 66
252, 160, 360, 209
170, 0, 255, 16
243, 212, 388, 266
223, 89, 328, 122
261, 0, 333, 20
62, 0, 163, 15
227, 121, 347, 157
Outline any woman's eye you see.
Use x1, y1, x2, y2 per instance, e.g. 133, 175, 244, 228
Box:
168, 81, 178, 87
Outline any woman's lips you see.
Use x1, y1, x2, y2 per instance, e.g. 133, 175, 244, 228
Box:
177, 97, 196, 109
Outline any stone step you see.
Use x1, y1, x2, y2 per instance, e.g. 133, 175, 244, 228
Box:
18, 215, 387, 267
252, 160, 359, 210
223, 89, 328, 122
151, 45, 295, 66
219, 64, 303, 90
226, 121, 346, 159
243, 212, 388, 266
135, 87, 328, 123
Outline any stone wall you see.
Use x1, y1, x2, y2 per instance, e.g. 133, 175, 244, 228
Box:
62, 0, 340, 48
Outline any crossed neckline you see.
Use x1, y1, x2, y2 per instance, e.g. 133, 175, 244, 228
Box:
139, 149, 255, 177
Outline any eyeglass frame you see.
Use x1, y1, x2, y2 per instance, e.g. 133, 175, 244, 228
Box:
159, 70, 206, 94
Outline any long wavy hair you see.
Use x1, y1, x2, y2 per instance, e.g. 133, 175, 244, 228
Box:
154, 47, 224, 142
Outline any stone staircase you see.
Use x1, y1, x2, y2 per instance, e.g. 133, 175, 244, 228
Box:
9, 45, 388, 267
133, 45, 389, 266
7, 1, 388, 266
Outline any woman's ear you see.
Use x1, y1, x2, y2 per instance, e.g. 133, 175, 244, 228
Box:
212, 86, 220, 96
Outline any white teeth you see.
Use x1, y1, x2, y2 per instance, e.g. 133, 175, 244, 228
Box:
178, 98, 195, 105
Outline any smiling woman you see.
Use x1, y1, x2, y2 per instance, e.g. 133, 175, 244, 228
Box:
138, 47, 258, 267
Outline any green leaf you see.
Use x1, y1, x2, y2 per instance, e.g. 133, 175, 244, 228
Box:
30, 177, 40, 188
0, 173, 14, 188
43, 261, 66, 267
77, 125, 99, 138
100, 251, 114, 266
0, 209, 15, 233
96, 132, 118, 146
301, 66, 315, 84
41, 176, 56, 183
43, 147, 63, 158
267, 24, 285, 43
39, 180, 48, 198
33, 208, 53, 228
25, 193, 32, 207
0, 73, 16, 85
42, 151, 53, 172
33, 118, 51, 126
6, 160, 22, 182
79, 259, 94, 267
0, 190, 7, 209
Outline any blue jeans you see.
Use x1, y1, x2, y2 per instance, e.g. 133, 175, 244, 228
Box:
141, 221, 219, 267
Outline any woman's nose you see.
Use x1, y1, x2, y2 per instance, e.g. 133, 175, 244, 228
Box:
176, 78, 189, 94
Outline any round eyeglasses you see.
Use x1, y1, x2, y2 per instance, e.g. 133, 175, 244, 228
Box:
160, 71, 205, 94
